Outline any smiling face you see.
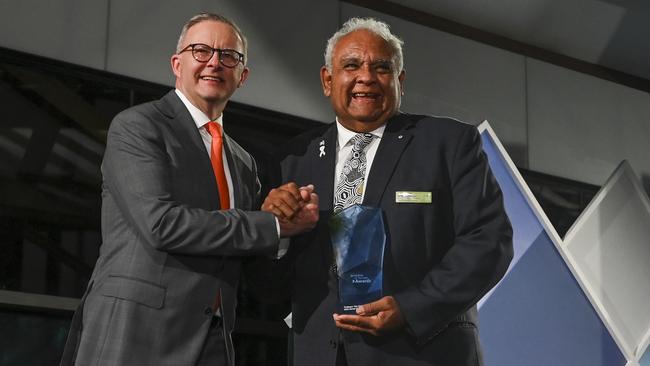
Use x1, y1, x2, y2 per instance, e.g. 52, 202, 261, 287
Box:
321, 29, 405, 132
171, 20, 249, 119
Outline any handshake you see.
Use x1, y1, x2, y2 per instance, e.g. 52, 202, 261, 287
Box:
262, 182, 319, 237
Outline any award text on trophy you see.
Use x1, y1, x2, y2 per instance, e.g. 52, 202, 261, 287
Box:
329, 205, 386, 314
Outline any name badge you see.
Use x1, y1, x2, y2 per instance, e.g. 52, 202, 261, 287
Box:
395, 191, 432, 203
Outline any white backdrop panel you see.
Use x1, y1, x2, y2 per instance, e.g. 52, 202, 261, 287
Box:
0, 0, 108, 69
564, 161, 650, 360
527, 59, 650, 189
341, 3, 528, 167
107, 0, 335, 122
107, 0, 224, 86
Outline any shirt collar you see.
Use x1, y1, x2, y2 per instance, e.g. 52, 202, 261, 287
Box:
335, 118, 386, 149
175, 89, 224, 129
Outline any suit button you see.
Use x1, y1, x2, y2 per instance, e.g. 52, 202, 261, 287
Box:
204, 307, 213, 315
329, 340, 337, 349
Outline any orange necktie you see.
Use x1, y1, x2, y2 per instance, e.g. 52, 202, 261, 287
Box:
206, 122, 230, 210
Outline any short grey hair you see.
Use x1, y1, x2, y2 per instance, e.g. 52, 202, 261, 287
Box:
324, 17, 404, 73
176, 12, 248, 63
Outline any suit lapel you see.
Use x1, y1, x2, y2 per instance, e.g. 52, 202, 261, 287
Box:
158, 91, 220, 210
223, 135, 246, 209
363, 113, 414, 206
309, 126, 337, 274
310, 125, 337, 213
159, 91, 210, 162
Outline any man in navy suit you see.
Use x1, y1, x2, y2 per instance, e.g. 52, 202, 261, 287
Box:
266, 17, 513, 365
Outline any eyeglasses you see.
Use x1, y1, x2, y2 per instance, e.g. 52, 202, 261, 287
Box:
179, 43, 245, 68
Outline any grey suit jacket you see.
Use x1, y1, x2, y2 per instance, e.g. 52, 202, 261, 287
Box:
277, 113, 513, 366
60, 91, 278, 366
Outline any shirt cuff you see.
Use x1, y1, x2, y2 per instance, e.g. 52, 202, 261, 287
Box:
277, 238, 290, 259
274, 217, 290, 259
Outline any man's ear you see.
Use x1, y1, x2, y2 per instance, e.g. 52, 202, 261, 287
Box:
171, 54, 181, 78
398, 69, 406, 95
320, 66, 332, 97
237, 66, 250, 88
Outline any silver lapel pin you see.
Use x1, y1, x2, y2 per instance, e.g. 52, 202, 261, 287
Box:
319, 140, 326, 157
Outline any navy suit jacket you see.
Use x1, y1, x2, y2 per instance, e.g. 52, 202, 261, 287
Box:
277, 112, 513, 366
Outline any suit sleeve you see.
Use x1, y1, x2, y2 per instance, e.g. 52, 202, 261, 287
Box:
393, 125, 513, 344
102, 109, 279, 256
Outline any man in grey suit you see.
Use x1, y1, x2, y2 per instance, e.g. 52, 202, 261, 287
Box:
60, 12, 318, 366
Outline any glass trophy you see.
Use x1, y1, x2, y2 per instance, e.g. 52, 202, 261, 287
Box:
329, 204, 386, 314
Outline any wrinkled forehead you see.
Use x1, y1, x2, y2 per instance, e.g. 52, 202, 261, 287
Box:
334, 30, 396, 63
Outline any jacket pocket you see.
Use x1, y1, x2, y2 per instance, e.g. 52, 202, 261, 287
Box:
101, 275, 166, 309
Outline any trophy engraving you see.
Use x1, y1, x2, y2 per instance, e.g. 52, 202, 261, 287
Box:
329, 205, 386, 314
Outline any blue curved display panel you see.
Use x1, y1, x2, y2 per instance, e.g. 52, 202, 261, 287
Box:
477, 124, 627, 366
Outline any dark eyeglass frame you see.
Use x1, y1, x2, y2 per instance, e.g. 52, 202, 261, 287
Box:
179, 43, 245, 68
